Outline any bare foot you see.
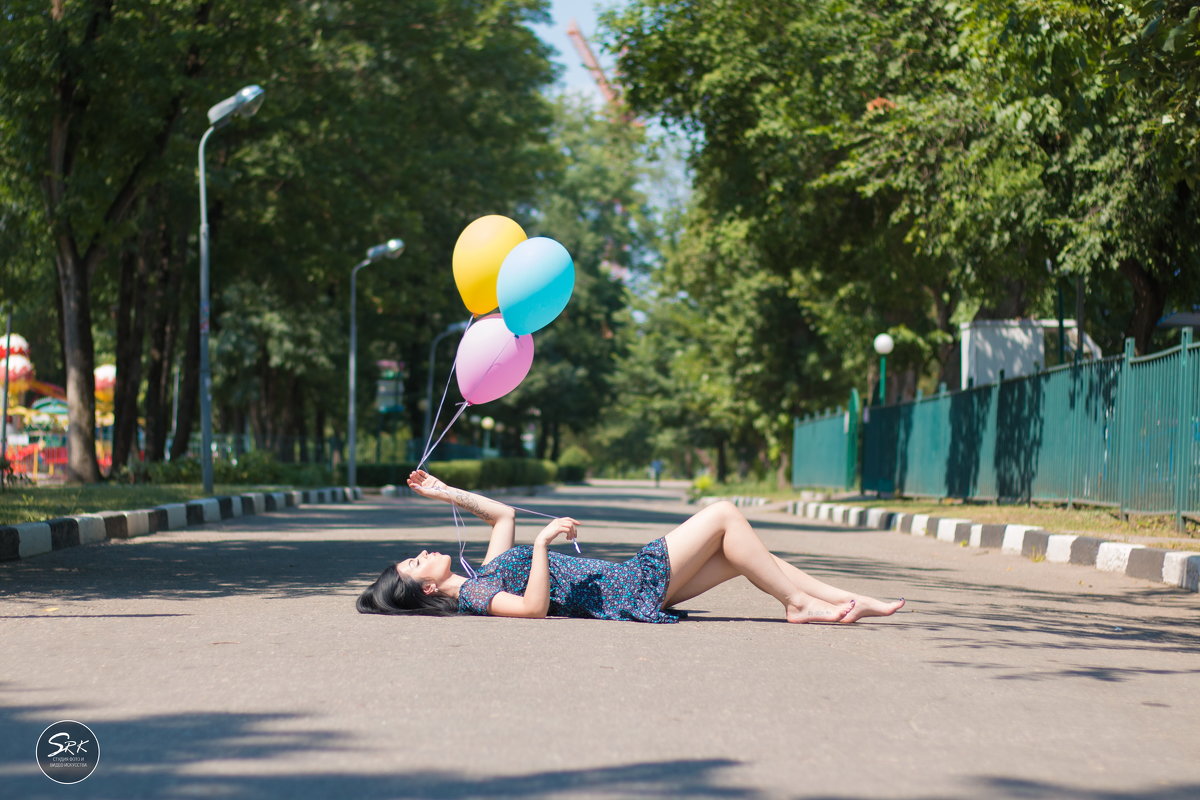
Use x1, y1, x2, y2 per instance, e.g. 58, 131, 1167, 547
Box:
786, 598, 855, 624
841, 596, 905, 623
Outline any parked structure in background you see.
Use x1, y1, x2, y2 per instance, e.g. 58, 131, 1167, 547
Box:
959, 319, 1102, 390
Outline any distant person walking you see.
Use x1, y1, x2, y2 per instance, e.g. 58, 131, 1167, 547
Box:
358, 471, 905, 624
650, 459, 664, 487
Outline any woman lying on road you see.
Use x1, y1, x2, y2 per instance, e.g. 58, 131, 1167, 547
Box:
357, 470, 905, 624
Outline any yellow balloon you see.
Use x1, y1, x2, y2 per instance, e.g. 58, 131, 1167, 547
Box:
452, 215, 527, 314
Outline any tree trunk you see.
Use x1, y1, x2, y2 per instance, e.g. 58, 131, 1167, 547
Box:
715, 435, 728, 483
775, 449, 790, 490
1118, 258, 1166, 356
170, 309, 200, 461
314, 404, 327, 466
547, 419, 561, 462
112, 243, 148, 472
53, 244, 102, 483
276, 373, 299, 463
296, 383, 310, 463
143, 222, 183, 462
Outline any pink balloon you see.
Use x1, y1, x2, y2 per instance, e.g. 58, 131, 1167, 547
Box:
454, 315, 534, 404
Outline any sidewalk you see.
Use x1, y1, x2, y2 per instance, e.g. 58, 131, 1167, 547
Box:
2, 482, 1198, 799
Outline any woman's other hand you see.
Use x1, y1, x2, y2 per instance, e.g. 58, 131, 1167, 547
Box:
407, 470, 449, 500
535, 517, 580, 546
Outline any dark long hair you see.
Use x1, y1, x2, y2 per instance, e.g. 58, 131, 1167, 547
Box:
356, 564, 460, 616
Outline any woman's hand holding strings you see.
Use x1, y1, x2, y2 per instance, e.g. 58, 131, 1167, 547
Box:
407, 469, 450, 501
535, 517, 580, 547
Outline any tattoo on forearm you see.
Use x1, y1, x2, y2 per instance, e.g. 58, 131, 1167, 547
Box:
451, 489, 496, 522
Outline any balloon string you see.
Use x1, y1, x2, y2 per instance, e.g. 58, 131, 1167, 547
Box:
508, 503, 581, 553
419, 315, 474, 466
452, 505, 478, 580
418, 401, 469, 470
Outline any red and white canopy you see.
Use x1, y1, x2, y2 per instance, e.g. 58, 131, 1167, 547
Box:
0, 333, 29, 359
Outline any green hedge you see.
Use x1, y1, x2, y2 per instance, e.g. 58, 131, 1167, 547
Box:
346, 458, 557, 490
557, 445, 591, 483
146, 453, 331, 487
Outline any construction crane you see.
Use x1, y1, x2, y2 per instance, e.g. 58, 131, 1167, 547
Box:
565, 18, 638, 124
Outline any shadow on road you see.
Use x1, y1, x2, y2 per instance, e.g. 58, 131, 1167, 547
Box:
2, 687, 756, 799
4, 679, 1198, 800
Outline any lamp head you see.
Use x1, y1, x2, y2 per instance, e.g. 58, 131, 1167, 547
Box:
366, 238, 405, 262
207, 85, 266, 129
873, 333, 895, 356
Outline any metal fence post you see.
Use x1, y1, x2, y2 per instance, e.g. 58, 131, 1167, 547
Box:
1115, 338, 1136, 521
845, 388, 860, 490
1066, 358, 1082, 509
1174, 328, 1194, 531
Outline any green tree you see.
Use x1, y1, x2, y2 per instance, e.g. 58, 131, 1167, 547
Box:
0, 0, 559, 480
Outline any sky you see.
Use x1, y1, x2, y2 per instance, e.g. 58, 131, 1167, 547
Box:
529, 0, 616, 104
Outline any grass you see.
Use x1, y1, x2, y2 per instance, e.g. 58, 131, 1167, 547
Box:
700, 478, 1200, 552
0, 484, 284, 526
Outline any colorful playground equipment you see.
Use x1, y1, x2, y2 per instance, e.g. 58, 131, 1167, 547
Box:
2, 333, 118, 481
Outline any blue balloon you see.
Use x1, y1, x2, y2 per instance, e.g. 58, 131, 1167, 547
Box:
496, 237, 575, 335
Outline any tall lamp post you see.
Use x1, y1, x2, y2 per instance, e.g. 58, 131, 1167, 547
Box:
347, 238, 405, 487
873, 333, 894, 406
424, 320, 471, 447
198, 84, 265, 495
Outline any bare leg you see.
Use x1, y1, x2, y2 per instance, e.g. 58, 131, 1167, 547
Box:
667, 550, 904, 623
770, 555, 904, 622
662, 501, 853, 623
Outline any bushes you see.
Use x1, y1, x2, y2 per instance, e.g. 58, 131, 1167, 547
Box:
147, 458, 201, 484
350, 462, 418, 487
556, 445, 591, 483
689, 473, 715, 501
146, 453, 558, 490
346, 458, 557, 490
146, 452, 331, 487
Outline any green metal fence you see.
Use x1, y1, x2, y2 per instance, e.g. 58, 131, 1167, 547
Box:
855, 329, 1197, 528
791, 389, 859, 491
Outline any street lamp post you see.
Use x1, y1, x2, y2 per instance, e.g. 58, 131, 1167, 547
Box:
423, 320, 471, 448
198, 84, 265, 495
873, 333, 895, 406
347, 239, 405, 488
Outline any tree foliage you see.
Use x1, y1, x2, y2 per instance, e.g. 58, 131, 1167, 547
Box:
600, 0, 1200, 481
0, 0, 558, 480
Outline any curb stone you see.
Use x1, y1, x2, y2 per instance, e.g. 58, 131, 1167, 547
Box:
0, 486, 363, 563
787, 500, 1199, 593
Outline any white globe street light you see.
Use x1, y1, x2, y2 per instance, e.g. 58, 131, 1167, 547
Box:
873, 333, 895, 406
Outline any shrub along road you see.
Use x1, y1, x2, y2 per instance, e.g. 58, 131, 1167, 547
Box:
1, 481, 1198, 799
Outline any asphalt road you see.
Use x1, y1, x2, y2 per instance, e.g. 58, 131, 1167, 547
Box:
2, 481, 1198, 800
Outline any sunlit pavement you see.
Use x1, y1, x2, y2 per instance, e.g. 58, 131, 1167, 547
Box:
2, 481, 1198, 799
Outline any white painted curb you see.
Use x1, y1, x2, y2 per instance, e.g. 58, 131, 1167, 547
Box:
1163, 552, 1200, 591
1045, 534, 1077, 563
935, 518, 969, 542
1002, 525, 1040, 555
1096, 542, 1145, 573
17, 522, 52, 558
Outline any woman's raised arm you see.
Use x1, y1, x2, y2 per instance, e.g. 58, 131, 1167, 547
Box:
406, 470, 515, 563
